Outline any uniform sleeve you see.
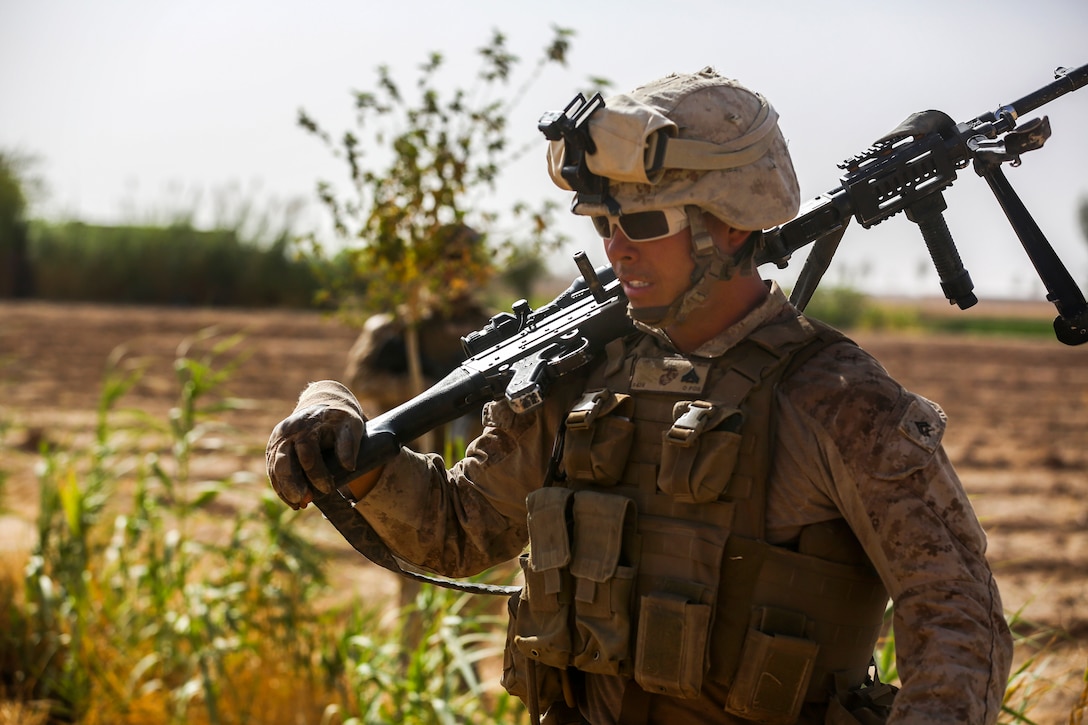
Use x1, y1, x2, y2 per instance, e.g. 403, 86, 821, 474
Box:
776, 342, 1013, 724
351, 383, 576, 578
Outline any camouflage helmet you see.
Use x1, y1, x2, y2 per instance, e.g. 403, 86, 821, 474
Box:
547, 67, 800, 231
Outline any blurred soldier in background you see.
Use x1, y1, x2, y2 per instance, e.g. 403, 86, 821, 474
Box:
343, 223, 492, 451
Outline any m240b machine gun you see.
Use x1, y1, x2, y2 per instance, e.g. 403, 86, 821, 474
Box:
757, 64, 1088, 346
311, 64, 1087, 591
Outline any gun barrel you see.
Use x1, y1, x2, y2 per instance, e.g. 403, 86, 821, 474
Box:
971, 63, 1088, 129
1012, 64, 1088, 117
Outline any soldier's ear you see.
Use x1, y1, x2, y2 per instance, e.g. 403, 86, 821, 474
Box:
724, 227, 753, 254
705, 212, 752, 254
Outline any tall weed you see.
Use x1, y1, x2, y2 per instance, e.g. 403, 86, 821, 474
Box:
2, 330, 522, 724
26, 221, 321, 307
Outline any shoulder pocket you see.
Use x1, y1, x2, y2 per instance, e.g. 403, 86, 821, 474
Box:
867, 393, 947, 481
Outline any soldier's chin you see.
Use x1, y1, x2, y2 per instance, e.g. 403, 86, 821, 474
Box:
627, 303, 670, 326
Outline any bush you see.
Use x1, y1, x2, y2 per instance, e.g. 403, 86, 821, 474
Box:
26, 221, 323, 308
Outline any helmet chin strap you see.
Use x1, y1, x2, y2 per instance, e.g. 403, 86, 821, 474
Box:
628, 206, 750, 331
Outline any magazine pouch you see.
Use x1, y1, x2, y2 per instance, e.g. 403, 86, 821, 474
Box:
562, 389, 635, 486
514, 487, 575, 669
657, 401, 743, 503
501, 588, 565, 709
633, 592, 713, 699
725, 607, 820, 724
569, 490, 637, 675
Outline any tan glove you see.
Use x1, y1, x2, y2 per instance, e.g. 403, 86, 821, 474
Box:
266, 380, 366, 509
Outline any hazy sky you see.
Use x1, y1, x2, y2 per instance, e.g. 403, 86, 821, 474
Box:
3, 0, 1087, 302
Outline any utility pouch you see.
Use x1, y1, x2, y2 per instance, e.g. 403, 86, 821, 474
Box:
515, 552, 574, 669
516, 489, 576, 669
562, 389, 635, 485
657, 401, 743, 503
569, 491, 637, 675
633, 592, 712, 699
502, 590, 566, 709
725, 608, 820, 724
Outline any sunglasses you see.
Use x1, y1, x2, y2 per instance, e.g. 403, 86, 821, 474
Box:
592, 208, 690, 242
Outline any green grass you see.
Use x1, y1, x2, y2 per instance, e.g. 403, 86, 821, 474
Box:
25, 220, 323, 308
914, 314, 1056, 338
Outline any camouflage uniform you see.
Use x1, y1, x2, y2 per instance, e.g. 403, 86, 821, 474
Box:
268, 68, 1012, 724
337, 283, 1011, 723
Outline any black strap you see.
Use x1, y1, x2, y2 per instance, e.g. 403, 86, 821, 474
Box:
312, 487, 520, 597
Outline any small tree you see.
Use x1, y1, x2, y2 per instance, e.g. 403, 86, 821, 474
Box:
297, 30, 609, 643
298, 27, 607, 400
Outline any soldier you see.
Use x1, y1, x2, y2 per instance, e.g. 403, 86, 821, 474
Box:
266, 68, 1012, 724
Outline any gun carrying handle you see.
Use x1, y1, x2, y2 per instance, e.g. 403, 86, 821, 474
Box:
905, 193, 978, 310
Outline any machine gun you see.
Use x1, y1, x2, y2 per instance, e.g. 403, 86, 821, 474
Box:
310, 64, 1087, 591
757, 64, 1088, 345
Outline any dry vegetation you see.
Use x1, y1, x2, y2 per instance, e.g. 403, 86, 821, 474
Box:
1, 298, 1086, 722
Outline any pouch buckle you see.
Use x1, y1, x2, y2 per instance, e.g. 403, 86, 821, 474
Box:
665, 401, 715, 446
566, 389, 614, 430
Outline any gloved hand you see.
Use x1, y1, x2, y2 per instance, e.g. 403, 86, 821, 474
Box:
266, 380, 366, 509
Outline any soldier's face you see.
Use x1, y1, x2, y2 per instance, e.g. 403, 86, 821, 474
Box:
603, 224, 695, 311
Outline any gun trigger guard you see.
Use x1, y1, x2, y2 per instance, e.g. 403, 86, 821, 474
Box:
547, 335, 592, 375
503, 336, 596, 414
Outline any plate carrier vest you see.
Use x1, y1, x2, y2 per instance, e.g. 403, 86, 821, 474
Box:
502, 309, 890, 723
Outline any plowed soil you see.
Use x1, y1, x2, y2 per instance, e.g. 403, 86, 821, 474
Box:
1, 299, 1085, 720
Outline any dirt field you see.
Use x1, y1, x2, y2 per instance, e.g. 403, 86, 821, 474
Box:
1, 299, 1086, 720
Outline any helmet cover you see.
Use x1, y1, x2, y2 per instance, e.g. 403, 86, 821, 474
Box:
548, 67, 800, 231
